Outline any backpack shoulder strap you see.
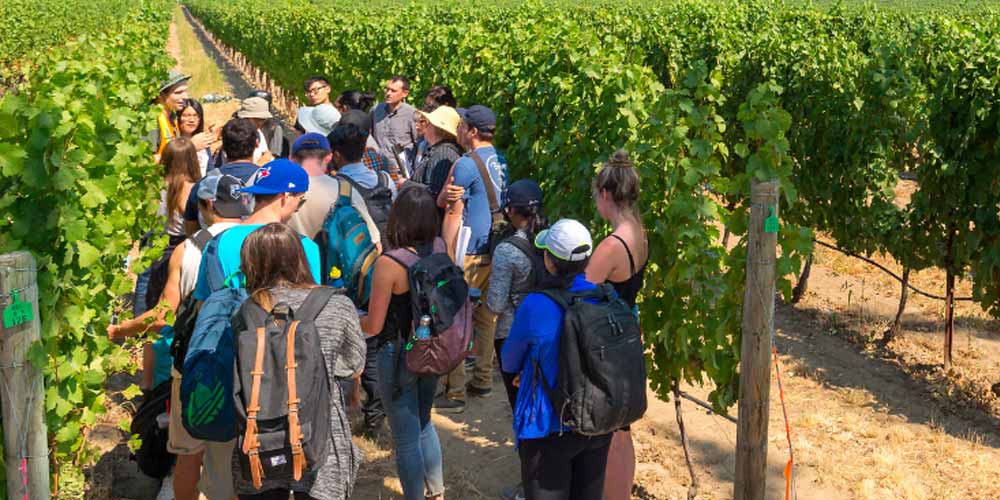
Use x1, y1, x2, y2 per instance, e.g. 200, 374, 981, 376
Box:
539, 288, 572, 310
432, 237, 446, 255
338, 173, 372, 198
335, 175, 354, 205
296, 287, 338, 322
507, 235, 536, 261
191, 229, 213, 252
466, 152, 499, 213
384, 248, 420, 269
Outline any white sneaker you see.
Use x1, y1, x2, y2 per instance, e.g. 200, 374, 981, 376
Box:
156, 471, 175, 500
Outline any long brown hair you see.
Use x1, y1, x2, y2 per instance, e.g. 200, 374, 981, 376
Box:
160, 137, 202, 217
593, 149, 643, 231
240, 223, 316, 310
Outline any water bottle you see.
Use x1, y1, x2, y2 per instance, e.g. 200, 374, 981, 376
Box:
329, 266, 344, 289
416, 315, 432, 340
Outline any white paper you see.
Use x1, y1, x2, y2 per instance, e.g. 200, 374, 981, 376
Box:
455, 226, 472, 266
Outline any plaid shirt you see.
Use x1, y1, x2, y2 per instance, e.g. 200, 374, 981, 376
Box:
362, 147, 400, 181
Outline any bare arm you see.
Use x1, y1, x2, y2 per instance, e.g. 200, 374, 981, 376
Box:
360, 255, 402, 337
585, 237, 618, 284
110, 244, 185, 339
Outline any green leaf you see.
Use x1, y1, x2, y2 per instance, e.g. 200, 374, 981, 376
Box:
77, 241, 100, 267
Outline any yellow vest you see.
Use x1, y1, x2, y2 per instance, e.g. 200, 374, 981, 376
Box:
156, 108, 179, 157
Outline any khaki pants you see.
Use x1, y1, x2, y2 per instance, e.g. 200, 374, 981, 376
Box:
443, 254, 498, 399
168, 369, 236, 500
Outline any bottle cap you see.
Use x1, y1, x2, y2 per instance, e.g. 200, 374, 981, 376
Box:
329, 266, 342, 279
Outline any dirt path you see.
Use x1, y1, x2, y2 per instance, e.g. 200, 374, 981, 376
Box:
85, 10, 1000, 500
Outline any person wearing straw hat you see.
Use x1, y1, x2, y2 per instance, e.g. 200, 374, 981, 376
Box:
236, 96, 275, 165
147, 70, 191, 161
410, 105, 463, 197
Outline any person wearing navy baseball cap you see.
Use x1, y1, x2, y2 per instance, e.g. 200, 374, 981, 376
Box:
287, 133, 346, 240
190, 158, 322, 303
434, 103, 510, 412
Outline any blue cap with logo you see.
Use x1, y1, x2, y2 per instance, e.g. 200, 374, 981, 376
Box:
457, 105, 497, 132
240, 158, 309, 195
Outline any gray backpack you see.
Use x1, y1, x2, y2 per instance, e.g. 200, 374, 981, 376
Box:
231, 287, 337, 489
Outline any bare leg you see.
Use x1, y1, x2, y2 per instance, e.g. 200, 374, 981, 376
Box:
173, 451, 204, 500
602, 430, 636, 500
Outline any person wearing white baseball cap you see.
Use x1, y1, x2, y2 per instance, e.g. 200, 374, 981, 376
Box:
499, 218, 616, 500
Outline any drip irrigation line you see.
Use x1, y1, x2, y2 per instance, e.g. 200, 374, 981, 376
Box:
813, 239, 973, 302
678, 390, 737, 424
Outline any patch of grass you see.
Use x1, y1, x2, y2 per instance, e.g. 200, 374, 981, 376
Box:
172, 5, 229, 98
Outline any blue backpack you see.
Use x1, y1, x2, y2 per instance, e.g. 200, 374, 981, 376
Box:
317, 174, 390, 307
180, 236, 247, 442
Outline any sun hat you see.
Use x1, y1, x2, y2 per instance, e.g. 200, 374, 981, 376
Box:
240, 158, 309, 195
291, 133, 331, 155
197, 169, 251, 218
237, 97, 273, 119
159, 70, 191, 95
417, 106, 460, 137
505, 179, 543, 208
534, 219, 593, 262
297, 103, 341, 136
457, 105, 497, 133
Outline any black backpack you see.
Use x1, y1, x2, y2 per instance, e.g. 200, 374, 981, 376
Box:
130, 381, 174, 479
536, 284, 647, 435
170, 229, 216, 372
337, 172, 392, 249
504, 235, 546, 292
231, 287, 337, 489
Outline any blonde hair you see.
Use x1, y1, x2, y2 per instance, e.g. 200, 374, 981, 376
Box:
594, 149, 642, 223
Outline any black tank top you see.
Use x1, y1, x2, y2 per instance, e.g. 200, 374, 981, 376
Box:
380, 292, 413, 345
608, 234, 647, 309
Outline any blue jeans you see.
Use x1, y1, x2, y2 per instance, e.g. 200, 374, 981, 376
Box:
376, 342, 444, 499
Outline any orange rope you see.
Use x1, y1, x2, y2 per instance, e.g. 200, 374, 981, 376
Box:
772, 345, 795, 500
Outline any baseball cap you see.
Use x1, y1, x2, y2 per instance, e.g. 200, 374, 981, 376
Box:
505, 179, 543, 208
292, 133, 331, 155
237, 96, 273, 119
247, 89, 272, 103
197, 169, 250, 218
159, 70, 191, 95
457, 105, 496, 132
339, 110, 372, 136
418, 106, 460, 137
297, 104, 341, 136
534, 219, 593, 262
241, 158, 309, 195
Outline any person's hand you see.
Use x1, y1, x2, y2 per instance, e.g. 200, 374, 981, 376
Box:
512, 374, 521, 388
107, 324, 121, 340
444, 177, 464, 204
349, 374, 363, 410
190, 131, 214, 151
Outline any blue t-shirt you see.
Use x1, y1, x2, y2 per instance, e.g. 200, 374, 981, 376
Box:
184, 161, 259, 222
452, 146, 507, 255
193, 224, 322, 301
501, 273, 600, 443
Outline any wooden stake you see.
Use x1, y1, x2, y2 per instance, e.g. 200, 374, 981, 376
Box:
735, 179, 779, 500
944, 270, 955, 369
882, 267, 910, 346
0, 252, 49, 500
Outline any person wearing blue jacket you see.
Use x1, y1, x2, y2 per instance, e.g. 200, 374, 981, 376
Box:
500, 219, 614, 500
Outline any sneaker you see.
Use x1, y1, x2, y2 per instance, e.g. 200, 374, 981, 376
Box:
466, 384, 493, 398
501, 483, 525, 500
433, 397, 466, 414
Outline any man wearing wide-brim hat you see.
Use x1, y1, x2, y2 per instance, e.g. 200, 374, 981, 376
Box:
147, 70, 191, 161
236, 96, 275, 165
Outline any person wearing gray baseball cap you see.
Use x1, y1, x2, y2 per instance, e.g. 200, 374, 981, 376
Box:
147, 70, 191, 160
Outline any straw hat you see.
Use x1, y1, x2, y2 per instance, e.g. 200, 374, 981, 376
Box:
418, 106, 460, 137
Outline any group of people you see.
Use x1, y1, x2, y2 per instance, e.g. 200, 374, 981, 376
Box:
112, 70, 649, 500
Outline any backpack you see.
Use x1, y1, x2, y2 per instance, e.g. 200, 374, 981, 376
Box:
384, 238, 473, 377
180, 236, 246, 442
466, 152, 508, 254
171, 229, 216, 372
129, 380, 174, 479
503, 234, 546, 293
231, 287, 337, 489
535, 284, 647, 435
316, 174, 390, 307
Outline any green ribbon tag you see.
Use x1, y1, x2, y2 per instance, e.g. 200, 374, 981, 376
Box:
3, 291, 33, 329
764, 207, 780, 234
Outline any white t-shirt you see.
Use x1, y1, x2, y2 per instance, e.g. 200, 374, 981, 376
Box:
287, 175, 381, 243
179, 222, 239, 298
252, 129, 268, 163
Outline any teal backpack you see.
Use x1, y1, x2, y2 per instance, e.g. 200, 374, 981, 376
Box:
318, 174, 391, 307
